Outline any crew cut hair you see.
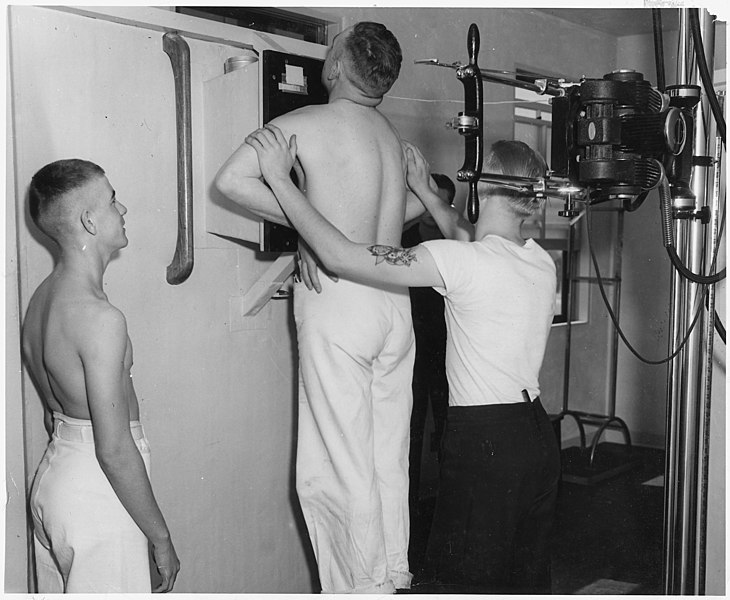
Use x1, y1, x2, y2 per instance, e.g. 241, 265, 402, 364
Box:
28, 158, 105, 240
480, 140, 547, 217
343, 22, 402, 98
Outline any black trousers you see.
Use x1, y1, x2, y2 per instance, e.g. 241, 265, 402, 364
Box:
419, 398, 561, 594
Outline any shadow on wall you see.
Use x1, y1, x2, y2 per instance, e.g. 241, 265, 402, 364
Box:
285, 292, 320, 592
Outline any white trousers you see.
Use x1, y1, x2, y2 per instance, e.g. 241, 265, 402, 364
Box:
294, 278, 415, 594
30, 412, 152, 593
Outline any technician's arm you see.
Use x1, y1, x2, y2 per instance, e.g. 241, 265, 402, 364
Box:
404, 189, 427, 224
289, 159, 337, 292
401, 140, 426, 225
404, 144, 475, 241
82, 308, 179, 592
246, 125, 444, 290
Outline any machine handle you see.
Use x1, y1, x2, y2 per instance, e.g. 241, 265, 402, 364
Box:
456, 23, 484, 224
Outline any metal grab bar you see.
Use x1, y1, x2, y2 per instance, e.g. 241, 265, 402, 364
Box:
163, 31, 194, 285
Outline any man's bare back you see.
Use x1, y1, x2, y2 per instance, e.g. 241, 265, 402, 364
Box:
272, 100, 406, 246
215, 22, 411, 255
22, 270, 140, 424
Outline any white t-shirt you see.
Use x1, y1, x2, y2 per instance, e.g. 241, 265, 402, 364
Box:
421, 235, 556, 407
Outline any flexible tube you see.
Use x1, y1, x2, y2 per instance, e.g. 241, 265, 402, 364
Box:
689, 9, 726, 145
657, 165, 725, 284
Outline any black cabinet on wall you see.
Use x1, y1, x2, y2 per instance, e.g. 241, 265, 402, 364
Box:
261, 50, 328, 252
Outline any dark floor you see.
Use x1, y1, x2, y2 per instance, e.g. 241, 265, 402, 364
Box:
407, 442, 665, 595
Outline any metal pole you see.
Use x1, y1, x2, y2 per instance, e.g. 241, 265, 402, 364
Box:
606, 209, 623, 419
663, 7, 717, 594
697, 12, 722, 594
696, 114, 722, 597
562, 222, 575, 415
663, 11, 692, 590
687, 10, 716, 594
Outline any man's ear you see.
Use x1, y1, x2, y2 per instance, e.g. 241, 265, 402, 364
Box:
81, 209, 96, 235
327, 59, 340, 81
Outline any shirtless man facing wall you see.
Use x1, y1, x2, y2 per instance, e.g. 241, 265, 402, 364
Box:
22, 159, 179, 593
215, 22, 417, 594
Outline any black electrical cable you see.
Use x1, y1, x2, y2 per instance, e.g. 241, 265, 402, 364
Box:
715, 313, 726, 344
705, 294, 727, 344
656, 163, 726, 285
688, 8, 726, 146
624, 190, 648, 212
652, 8, 666, 92
584, 198, 706, 365
666, 246, 725, 285
713, 200, 726, 344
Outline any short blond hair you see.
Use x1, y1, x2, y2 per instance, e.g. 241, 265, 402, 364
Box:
479, 140, 547, 217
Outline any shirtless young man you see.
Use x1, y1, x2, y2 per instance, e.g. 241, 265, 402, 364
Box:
215, 22, 416, 594
22, 159, 179, 593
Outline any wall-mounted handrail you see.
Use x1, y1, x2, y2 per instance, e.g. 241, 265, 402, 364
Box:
163, 31, 194, 285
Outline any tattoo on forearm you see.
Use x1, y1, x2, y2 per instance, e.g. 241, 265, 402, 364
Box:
367, 245, 418, 267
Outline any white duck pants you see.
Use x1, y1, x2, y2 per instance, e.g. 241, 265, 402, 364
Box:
30, 412, 151, 593
294, 278, 415, 594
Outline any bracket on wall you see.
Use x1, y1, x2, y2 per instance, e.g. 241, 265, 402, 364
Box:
240, 254, 297, 317
163, 31, 194, 285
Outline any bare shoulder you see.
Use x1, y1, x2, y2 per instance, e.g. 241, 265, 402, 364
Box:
79, 299, 129, 353
86, 300, 128, 333
269, 104, 328, 136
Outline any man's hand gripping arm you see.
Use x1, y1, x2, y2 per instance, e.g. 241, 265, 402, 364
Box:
214, 134, 292, 226
215, 128, 334, 291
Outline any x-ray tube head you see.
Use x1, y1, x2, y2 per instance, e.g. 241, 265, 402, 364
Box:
551, 70, 695, 205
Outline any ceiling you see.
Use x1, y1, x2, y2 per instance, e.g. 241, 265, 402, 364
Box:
535, 8, 680, 37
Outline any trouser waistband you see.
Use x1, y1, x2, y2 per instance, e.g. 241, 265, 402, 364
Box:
447, 397, 544, 424
53, 411, 145, 443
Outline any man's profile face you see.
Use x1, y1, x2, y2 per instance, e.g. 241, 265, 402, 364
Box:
82, 176, 129, 251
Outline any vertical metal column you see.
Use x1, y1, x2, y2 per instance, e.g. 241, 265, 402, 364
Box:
663, 8, 717, 595
607, 209, 624, 421
696, 132, 722, 594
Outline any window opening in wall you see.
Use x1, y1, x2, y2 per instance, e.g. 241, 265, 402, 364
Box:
176, 7, 331, 45
513, 67, 587, 324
